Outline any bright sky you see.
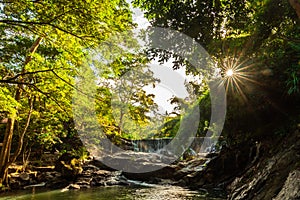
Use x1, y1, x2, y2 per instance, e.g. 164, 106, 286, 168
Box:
145, 61, 190, 114
127, 1, 191, 115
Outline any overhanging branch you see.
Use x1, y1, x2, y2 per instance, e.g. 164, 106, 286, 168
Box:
0, 19, 84, 39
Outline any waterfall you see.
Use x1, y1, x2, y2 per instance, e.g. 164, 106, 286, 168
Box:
130, 137, 222, 154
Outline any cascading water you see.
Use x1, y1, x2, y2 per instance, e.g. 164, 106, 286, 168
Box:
130, 137, 221, 154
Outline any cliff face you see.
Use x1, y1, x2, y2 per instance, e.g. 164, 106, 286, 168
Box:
227, 127, 300, 200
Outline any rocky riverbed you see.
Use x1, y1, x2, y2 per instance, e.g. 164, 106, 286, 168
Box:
2, 126, 300, 200
3, 151, 218, 193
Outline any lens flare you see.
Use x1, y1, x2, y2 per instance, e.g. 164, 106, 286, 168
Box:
219, 55, 260, 102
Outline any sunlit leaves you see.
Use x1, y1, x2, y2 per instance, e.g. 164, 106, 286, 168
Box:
0, 87, 20, 116
1, 0, 133, 42
0, 0, 134, 153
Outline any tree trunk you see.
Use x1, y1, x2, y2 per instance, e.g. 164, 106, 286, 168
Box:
0, 117, 16, 185
118, 110, 124, 136
9, 97, 34, 166
289, 0, 300, 19
0, 37, 43, 186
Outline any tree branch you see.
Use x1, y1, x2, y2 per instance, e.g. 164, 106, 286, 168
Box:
0, 80, 34, 85
0, 0, 41, 3
28, 84, 70, 115
0, 20, 84, 39
1, 68, 74, 83
0, 19, 48, 25
2, 69, 54, 82
24, 37, 43, 66
289, 0, 300, 19
51, 70, 88, 96
8, 97, 34, 166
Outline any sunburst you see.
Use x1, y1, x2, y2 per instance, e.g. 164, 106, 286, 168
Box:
225, 69, 234, 77
220, 55, 261, 102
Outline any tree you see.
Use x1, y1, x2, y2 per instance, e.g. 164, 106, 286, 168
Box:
95, 51, 160, 139
0, 0, 133, 186
133, 0, 300, 141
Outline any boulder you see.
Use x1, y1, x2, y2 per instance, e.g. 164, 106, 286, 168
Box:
92, 151, 179, 181
66, 184, 81, 190
54, 153, 83, 180
228, 131, 300, 200
19, 172, 30, 181
273, 170, 300, 200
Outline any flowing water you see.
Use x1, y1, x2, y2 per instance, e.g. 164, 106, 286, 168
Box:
0, 185, 225, 200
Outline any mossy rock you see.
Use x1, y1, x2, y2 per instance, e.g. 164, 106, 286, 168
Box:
54, 153, 83, 180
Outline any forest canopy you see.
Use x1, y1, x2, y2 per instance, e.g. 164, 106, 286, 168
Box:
0, 0, 299, 187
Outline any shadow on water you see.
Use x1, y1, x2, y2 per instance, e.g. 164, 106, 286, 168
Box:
0, 185, 226, 200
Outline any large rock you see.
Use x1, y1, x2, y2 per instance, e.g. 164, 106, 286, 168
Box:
122, 165, 178, 181
92, 151, 179, 181
228, 130, 300, 200
54, 153, 83, 180
179, 141, 256, 190
42, 172, 70, 189
173, 157, 209, 184
273, 170, 300, 200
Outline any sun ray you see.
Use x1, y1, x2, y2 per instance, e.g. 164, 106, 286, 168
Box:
234, 74, 264, 86
231, 76, 248, 102
234, 63, 257, 72
219, 54, 261, 103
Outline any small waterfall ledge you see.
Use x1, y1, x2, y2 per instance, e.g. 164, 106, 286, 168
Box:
130, 137, 224, 154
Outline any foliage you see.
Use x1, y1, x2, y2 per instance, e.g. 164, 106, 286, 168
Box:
133, 0, 300, 143
90, 34, 161, 139
285, 42, 300, 95
0, 87, 20, 116
0, 0, 133, 185
71, 147, 89, 161
0, 0, 299, 187
155, 86, 212, 138
156, 115, 180, 138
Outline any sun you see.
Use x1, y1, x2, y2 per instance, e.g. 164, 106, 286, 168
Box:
226, 69, 234, 77
219, 55, 259, 102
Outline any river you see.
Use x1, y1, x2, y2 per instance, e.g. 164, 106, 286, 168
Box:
0, 185, 226, 200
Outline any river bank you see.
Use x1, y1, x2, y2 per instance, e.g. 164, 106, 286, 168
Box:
0, 125, 299, 199
0, 184, 226, 200
0, 149, 227, 199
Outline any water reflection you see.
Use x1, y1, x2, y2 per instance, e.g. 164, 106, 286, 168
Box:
0, 185, 225, 200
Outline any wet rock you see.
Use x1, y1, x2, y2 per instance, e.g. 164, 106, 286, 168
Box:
82, 164, 100, 171
23, 182, 46, 189
67, 184, 81, 190
31, 166, 55, 173
122, 164, 178, 181
173, 157, 208, 180
76, 177, 92, 186
40, 172, 69, 189
273, 170, 300, 200
19, 172, 30, 181
38, 171, 62, 181
9, 178, 21, 190
92, 151, 179, 181
91, 170, 128, 186
228, 131, 300, 200
180, 140, 260, 190
54, 153, 83, 180
8, 171, 40, 190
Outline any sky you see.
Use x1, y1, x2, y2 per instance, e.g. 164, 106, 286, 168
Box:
127, 1, 191, 115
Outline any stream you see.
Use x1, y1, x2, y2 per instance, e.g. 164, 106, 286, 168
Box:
0, 185, 225, 200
